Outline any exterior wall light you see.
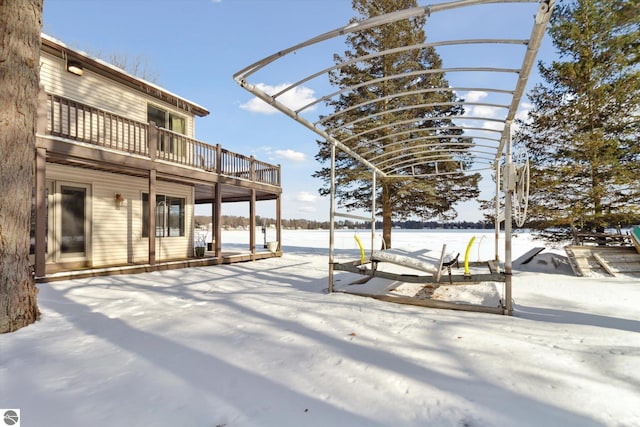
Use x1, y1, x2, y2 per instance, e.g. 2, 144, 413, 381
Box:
67, 61, 83, 76
115, 193, 125, 209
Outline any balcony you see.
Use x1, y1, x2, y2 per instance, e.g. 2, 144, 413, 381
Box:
41, 93, 281, 187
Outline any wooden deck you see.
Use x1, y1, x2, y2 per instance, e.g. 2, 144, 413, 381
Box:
564, 245, 640, 278
37, 250, 282, 283
44, 93, 281, 190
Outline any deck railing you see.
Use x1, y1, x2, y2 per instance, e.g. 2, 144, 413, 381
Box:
47, 94, 148, 156
45, 94, 280, 186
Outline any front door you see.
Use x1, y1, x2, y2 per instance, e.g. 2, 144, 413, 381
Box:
56, 183, 90, 263
60, 185, 86, 257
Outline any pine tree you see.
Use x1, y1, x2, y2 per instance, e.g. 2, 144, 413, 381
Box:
517, 0, 640, 232
314, 0, 480, 248
0, 0, 43, 332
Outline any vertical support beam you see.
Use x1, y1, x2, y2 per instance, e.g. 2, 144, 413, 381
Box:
277, 164, 281, 187
148, 121, 157, 161
249, 189, 256, 261
34, 87, 48, 278
210, 185, 215, 254
276, 193, 282, 252
34, 148, 47, 278
36, 86, 48, 136
148, 169, 156, 265
371, 171, 376, 255
216, 144, 223, 174
215, 144, 223, 260
214, 182, 222, 259
504, 124, 513, 315
249, 156, 256, 261
328, 144, 336, 293
148, 122, 158, 265
495, 159, 501, 262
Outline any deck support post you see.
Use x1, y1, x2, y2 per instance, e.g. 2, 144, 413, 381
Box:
276, 193, 282, 251
34, 86, 48, 278
215, 145, 223, 259
34, 147, 47, 278
148, 122, 158, 265
250, 189, 256, 261
148, 169, 156, 265
214, 184, 222, 259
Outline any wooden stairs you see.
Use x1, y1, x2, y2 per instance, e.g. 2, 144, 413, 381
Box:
564, 245, 640, 278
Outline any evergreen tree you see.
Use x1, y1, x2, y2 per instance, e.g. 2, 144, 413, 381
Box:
314, 0, 480, 248
517, 0, 640, 232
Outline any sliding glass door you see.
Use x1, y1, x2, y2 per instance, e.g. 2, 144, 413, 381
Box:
60, 186, 86, 256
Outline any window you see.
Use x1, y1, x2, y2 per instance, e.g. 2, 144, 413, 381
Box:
142, 193, 185, 237
147, 105, 186, 156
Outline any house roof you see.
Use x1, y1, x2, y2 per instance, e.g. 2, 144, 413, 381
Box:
234, 0, 554, 179
41, 34, 210, 117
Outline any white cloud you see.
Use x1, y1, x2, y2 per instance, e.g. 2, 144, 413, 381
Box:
459, 103, 504, 131
296, 191, 317, 202
275, 149, 306, 162
240, 83, 317, 115
516, 102, 533, 122
469, 105, 501, 118
481, 120, 504, 131
513, 102, 535, 132
463, 90, 488, 103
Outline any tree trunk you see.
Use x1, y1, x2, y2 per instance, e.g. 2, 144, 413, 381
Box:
0, 0, 43, 333
381, 182, 392, 249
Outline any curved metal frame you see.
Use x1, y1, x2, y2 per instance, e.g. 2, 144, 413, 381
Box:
329, 101, 509, 133
342, 115, 506, 146
305, 67, 519, 119
278, 39, 527, 113
234, 0, 556, 315
315, 87, 515, 126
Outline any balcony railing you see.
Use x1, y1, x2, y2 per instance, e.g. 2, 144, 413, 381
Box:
44, 94, 281, 186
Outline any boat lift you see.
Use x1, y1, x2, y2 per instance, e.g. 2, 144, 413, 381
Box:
234, 0, 554, 314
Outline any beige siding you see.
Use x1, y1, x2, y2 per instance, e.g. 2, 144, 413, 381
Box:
40, 52, 195, 137
47, 164, 194, 267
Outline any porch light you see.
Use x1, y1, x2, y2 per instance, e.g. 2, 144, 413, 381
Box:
67, 61, 83, 76
115, 193, 125, 209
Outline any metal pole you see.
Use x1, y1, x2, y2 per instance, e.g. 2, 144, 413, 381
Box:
495, 159, 501, 262
504, 124, 513, 315
371, 171, 376, 256
328, 144, 336, 293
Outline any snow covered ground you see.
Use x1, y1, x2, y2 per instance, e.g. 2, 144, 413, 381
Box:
2, 230, 639, 427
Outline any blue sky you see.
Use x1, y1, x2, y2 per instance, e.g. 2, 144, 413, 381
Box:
42, 0, 556, 222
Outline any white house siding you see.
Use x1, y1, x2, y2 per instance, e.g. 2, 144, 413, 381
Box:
39, 52, 195, 138
46, 164, 194, 268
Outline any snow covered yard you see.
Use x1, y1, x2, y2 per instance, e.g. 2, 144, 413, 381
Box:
2, 231, 639, 426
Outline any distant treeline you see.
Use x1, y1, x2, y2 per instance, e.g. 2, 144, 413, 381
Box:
195, 215, 494, 230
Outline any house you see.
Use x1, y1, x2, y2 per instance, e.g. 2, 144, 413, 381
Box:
32, 34, 282, 280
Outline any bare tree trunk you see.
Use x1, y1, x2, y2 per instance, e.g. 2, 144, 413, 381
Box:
0, 0, 43, 333
381, 182, 392, 249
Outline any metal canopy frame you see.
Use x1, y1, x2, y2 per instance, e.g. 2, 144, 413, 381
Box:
234, 0, 555, 315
